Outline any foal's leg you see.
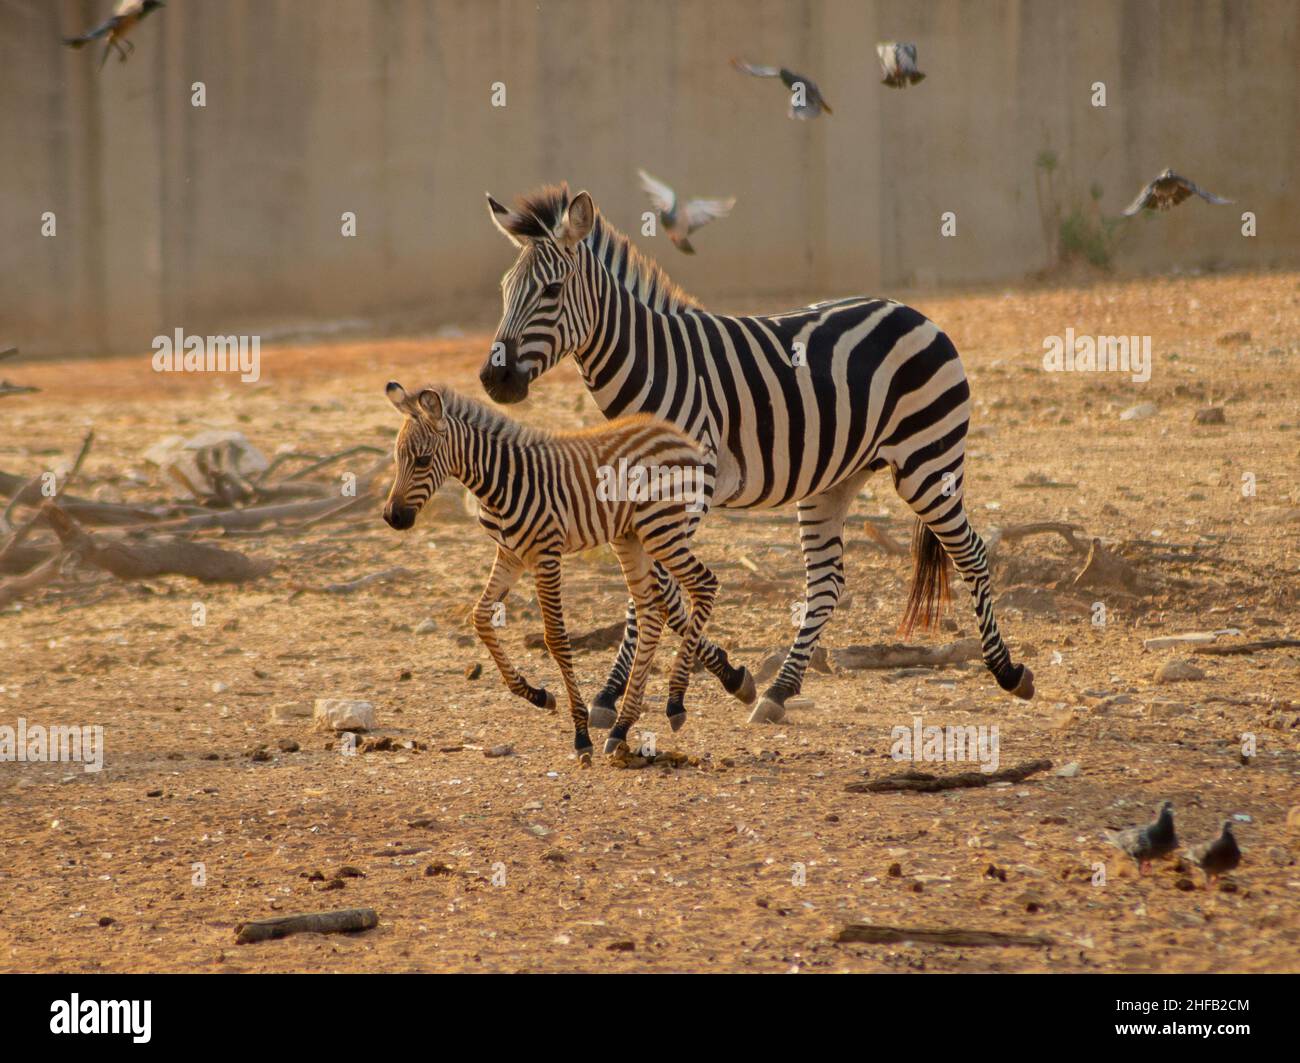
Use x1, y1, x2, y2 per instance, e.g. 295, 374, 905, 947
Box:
533, 553, 592, 757
643, 535, 719, 734
473, 547, 554, 712
604, 537, 663, 755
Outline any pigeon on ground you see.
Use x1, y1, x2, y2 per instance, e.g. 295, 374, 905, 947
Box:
64, 0, 165, 70
730, 58, 833, 119
1103, 800, 1178, 872
636, 170, 735, 255
1121, 169, 1233, 216
877, 42, 926, 88
1185, 821, 1241, 884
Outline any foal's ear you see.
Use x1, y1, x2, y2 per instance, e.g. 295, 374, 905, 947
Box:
486, 193, 523, 248
556, 190, 595, 249
385, 380, 411, 413
416, 388, 446, 429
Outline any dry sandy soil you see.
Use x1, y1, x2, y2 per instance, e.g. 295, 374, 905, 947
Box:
1, 270, 1297, 973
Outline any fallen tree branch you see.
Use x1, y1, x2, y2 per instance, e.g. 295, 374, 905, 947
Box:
861, 520, 909, 556
844, 758, 1053, 793
0, 550, 65, 609
993, 521, 1088, 554
235, 907, 378, 944
833, 637, 983, 671
45, 504, 274, 583
835, 923, 1053, 948
0, 431, 94, 566
1193, 638, 1300, 657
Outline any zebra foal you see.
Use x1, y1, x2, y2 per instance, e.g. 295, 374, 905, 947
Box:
382, 382, 727, 757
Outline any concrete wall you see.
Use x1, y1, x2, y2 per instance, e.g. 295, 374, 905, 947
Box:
2, 0, 1296, 357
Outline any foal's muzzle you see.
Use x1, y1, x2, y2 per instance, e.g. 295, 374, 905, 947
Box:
383, 503, 416, 530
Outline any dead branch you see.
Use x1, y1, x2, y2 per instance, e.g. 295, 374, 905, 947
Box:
1193, 639, 1300, 657
0, 431, 94, 566
994, 522, 1088, 554
0, 551, 65, 609
0, 383, 39, 399
1072, 537, 1146, 593
234, 907, 378, 944
282, 445, 387, 483
833, 637, 983, 671
844, 758, 1053, 793
835, 924, 1053, 948
45, 504, 273, 583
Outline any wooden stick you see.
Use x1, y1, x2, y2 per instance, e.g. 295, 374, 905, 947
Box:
1193, 639, 1300, 656
861, 520, 909, 556
0, 550, 65, 609
845, 758, 1053, 793
0, 431, 94, 565
234, 907, 378, 944
996, 521, 1088, 554
836, 924, 1053, 948
45, 504, 274, 583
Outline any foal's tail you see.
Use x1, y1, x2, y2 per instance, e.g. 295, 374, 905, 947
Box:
898, 520, 950, 637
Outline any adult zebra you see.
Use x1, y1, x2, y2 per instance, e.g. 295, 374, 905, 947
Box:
479, 184, 1034, 725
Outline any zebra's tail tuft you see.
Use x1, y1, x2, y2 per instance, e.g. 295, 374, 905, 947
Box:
899, 520, 950, 637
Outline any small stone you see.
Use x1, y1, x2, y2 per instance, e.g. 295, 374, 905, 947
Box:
1119, 403, 1158, 422
98, 916, 115, 928
484, 744, 513, 758
249, 747, 272, 762
146, 789, 163, 798
211, 680, 229, 694
425, 863, 455, 876
313, 698, 376, 732
887, 862, 902, 877
414, 618, 438, 635
1193, 406, 1226, 425
1054, 761, 1081, 778
337, 865, 366, 878
1154, 659, 1205, 683
606, 940, 635, 952
276, 738, 300, 753
465, 663, 483, 680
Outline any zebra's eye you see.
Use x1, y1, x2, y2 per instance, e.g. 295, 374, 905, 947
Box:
542, 281, 563, 298
412, 454, 433, 469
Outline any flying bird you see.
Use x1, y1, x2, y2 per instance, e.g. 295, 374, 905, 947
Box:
1103, 800, 1178, 873
1185, 821, 1241, 884
637, 169, 735, 255
63, 0, 165, 70
877, 42, 926, 88
730, 57, 832, 119
1121, 168, 1233, 216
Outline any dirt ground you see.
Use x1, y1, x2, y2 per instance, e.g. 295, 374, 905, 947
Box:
1, 270, 1297, 973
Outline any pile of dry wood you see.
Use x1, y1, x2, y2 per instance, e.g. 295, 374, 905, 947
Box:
0, 429, 391, 609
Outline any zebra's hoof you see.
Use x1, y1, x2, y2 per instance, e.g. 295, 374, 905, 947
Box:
541, 690, 557, 712
1013, 666, 1035, 700
603, 736, 627, 756
733, 668, 757, 705
747, 696, 786, 724
668, 710, 687, 732
578, 751, 593, 768
587, 705, 617, 729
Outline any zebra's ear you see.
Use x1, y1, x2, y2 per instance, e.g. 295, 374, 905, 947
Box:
556, 191, 594, 249
385, 381, 411, 413
486, 193, 523, 247
416, 388, 446, 429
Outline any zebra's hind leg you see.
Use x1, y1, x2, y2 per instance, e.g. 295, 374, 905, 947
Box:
473, 548, 557, 714
590, 563, 754, 729
749, 473, 866, 724
896, 458, 1034, 699
533, 554, 592, 760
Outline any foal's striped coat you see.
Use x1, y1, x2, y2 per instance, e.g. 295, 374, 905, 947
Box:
382, 383, 733, 757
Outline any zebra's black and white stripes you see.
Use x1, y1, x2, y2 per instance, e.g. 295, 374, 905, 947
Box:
479, 184, 1034, 721
382, 382, 750, 757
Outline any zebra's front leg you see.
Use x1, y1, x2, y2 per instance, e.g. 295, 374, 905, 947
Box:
605, 538, 662, 755
653, 545, 720, 734
749, 479, 861, 723
473, 548, 555, 713
590, 563, 754, 729
533, 555, 592, 759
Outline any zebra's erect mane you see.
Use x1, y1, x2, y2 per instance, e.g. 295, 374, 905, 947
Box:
506, 183, 702, 315
431, 386, 552, 446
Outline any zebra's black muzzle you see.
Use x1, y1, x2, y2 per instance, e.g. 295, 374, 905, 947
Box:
383, 503, 416, 531
479, 353, 530, 405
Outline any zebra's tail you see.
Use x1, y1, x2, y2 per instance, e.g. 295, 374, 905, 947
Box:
899, 519, 950, 636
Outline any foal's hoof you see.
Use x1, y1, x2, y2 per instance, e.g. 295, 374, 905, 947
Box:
541, 689, 557, 712
1013, 666, 1035, 700
587, 704, 617, 729
603, 736, 628, 756
747, 696, 786, 724
733, 667, 757, 706
668, 710, 687, 733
